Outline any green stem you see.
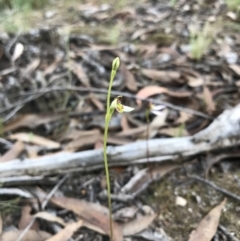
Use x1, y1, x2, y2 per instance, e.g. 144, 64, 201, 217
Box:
103, 57, 120, 241
103, 119, 113, 240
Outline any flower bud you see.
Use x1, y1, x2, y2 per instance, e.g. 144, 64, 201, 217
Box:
112, 57, 120, 71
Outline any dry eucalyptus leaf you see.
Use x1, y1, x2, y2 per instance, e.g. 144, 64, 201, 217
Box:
18, 205, 39, 230
188, 199, 226, 241
141, 68, 180, 83
122, 214, 156, 236
34, 212, 66, 227
51, 196, 123, 241
229, 64, 240, 76
0, 141, 24, 163
121, 63, 137, 92
0, 230, 51, 241
9, 133, 60, 149
45, 220, 83, 241
3, 113, 67, 133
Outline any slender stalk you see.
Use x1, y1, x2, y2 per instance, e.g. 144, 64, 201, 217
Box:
103, 120, 113, 240
103, 57, 120, 241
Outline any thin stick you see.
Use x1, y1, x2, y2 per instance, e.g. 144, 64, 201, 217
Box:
190, 175, 240, 202
1, 86, 212, 120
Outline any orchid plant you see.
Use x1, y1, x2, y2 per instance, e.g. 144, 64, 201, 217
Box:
104, 57, 134, 241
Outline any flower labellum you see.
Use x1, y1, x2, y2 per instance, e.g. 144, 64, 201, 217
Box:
110, 96, 134, 113
150, 103, 166, 116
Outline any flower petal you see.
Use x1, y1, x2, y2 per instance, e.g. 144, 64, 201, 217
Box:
122, 105, 134, 112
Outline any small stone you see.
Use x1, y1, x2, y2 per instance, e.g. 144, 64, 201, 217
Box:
175, 196, 187, 207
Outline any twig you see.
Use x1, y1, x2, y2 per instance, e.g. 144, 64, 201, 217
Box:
190, 175, 240, 202
1, 86, 212, 120
218, 225, 240, 241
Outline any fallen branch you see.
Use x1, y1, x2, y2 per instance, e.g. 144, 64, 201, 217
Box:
0, 103, 240, 180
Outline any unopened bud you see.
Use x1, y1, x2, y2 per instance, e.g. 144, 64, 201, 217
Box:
112, 57, 120, 71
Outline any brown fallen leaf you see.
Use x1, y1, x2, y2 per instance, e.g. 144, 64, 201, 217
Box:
0, 141, 24, 163
46, 220, 83, 241
121, 64, 137, 92
9, 133, 60, 149
136, 85, 191, 107
18, 204, 39, 230
3, 113, 67, 133
33, 212, 66, 227
43, 56, 63, 76
229, 64, 240, 76
188, 199, 226, 241
203, 86, 215, 113
0, 230, 51, 241
64, 132, 102, 151
69, 61, 90, 87
51, 197, 123, 241
141, 68, 180, 84
88, 93, 104, 111
122, 214, 156, 236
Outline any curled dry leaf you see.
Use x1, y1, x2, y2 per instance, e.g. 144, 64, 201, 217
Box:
0, 141, 24, 163
51, 196, 123, 241
122, 214, 156, 236
188, 199, 226, 241
0, 230, 51, 241
9, 133, 60, 149
46, 220, 83, 241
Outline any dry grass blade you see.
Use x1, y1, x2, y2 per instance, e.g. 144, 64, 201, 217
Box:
0, 141, 24, 163
188, 199, 226, 241
45, 220, 83, 241
122, 214, 156, 236
0, 230, 51, 241
51, 197, 123, 241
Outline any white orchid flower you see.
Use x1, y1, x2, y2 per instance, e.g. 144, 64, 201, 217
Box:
150, 104, 166, 116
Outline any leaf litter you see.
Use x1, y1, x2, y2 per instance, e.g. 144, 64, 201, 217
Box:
0, 0, 240, 240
